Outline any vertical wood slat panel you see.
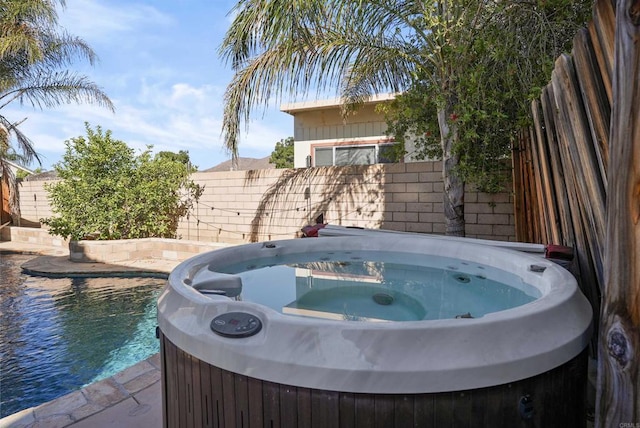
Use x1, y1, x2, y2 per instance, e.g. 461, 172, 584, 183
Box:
540, 360, 558, 426
166, 338, 180, 428
263, 381, 281, 427
589, 0, 616, 104
413, 394, 434, 428
517, 130, 535, 242
572, 28, 611, 185
221, 370, 237, 427
551, 54, 606, 283
160, 333, 170, 428
354, 394, 375, 428
185, 353, 195, 427
160, 334, 167, 428
597, 0, 640, 423
518, 132, 532, 242
547, 76, 602, 349
531, 100, 562, 245
279, 385, 298, 428
192, 358, 204, 428
310, 390, 339, 428
539, 86, 576, 249
176, 345, 188, 428
480, 383, 505, 428
234, 375, 249, 428
246, 377, 264, 428
209, 365, 224, 428
432, 392, 454, 428
339, 392, 355, 428
534, 367, 553, 427
527, 125, 549, 243
451, 391, 472, 428
511, 138, 526, 241
296, 387, 312, 428
373, 395, 395, 428
199, 356, 214, 428
523, 129, 541, 243
393, 395, 413, 427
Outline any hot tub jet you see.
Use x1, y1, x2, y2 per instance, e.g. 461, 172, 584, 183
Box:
372, 292, 394, 305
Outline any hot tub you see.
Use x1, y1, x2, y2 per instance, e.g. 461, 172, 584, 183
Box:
157, 235, 592, 427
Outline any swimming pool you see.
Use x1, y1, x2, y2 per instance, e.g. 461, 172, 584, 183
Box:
0, 253, 166, 418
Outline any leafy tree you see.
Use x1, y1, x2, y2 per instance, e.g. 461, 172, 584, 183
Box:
382, 2, 590, 194
269, 137, 294, 168
155, 150, 197, 170
16, 166, 41, 180
42, 124, 202, 240
219, 0, 590, 236
0, 0, 113, 220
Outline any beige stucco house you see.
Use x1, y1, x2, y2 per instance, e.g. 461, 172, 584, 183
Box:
281, 93, 416, 168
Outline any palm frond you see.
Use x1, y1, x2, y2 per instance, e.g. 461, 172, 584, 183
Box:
0, 70, 114, 111
0, 114, 40, 165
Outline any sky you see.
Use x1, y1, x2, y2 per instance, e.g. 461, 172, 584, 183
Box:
5, 0, 300, 171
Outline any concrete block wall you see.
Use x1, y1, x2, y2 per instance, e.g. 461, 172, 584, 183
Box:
68, 238, 229, 263
1, 225, 68, 248
14, 161, 516, 244
15, 178, 55, 227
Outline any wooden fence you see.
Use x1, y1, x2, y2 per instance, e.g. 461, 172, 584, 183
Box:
513, 0, 640, 425
513, 0, 616, 336
1, 179, 10, 225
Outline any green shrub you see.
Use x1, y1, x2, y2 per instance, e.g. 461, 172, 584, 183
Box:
43, 124, 202, 240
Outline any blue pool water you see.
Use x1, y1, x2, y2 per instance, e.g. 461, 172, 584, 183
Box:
217, 250, 541, 322
0, 254, 165, 418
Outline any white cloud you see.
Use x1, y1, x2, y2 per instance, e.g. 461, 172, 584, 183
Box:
59, 0, 174, 43
4, 79, 292, 170
239, 115, 293, 154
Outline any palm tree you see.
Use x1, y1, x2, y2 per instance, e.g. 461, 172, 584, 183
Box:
218, 0, 493, 236
219, 0, 590, 236
0, 0, 114, 222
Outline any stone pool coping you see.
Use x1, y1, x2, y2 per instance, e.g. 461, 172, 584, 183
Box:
1, 226, 231, 266
0, 354, 162, 428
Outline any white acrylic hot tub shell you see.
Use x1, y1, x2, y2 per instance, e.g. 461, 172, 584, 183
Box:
157, 236, 592, 394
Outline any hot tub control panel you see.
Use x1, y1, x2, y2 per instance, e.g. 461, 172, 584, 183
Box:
210, 312, 262, 338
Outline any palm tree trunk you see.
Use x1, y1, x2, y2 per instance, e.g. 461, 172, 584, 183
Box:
437, 106, 465, 237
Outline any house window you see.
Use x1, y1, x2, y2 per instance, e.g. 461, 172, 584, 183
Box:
377, 144, 398, 164
335, 146, 375, 166
315, 148, 333, 166
314, 143, 398, 166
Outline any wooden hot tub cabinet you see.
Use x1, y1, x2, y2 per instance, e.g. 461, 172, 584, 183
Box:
160, 332, 587, 428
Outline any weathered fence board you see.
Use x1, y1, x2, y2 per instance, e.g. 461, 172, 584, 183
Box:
521, 128, 540, 243
527, 125, 550, 243
545, 81, 601, 331
540, 86, 576, 249
511, 139, 527, 241
514, 0, 640, 425
531, 99, 562, 245
513, 130, 537, 243
596, 0, 640, 425
573, 28, 611, 185
589, 0, 616, 104
551, 53, 606, 283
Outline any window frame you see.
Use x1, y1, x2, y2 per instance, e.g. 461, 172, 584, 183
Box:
311, 140, 398, 167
